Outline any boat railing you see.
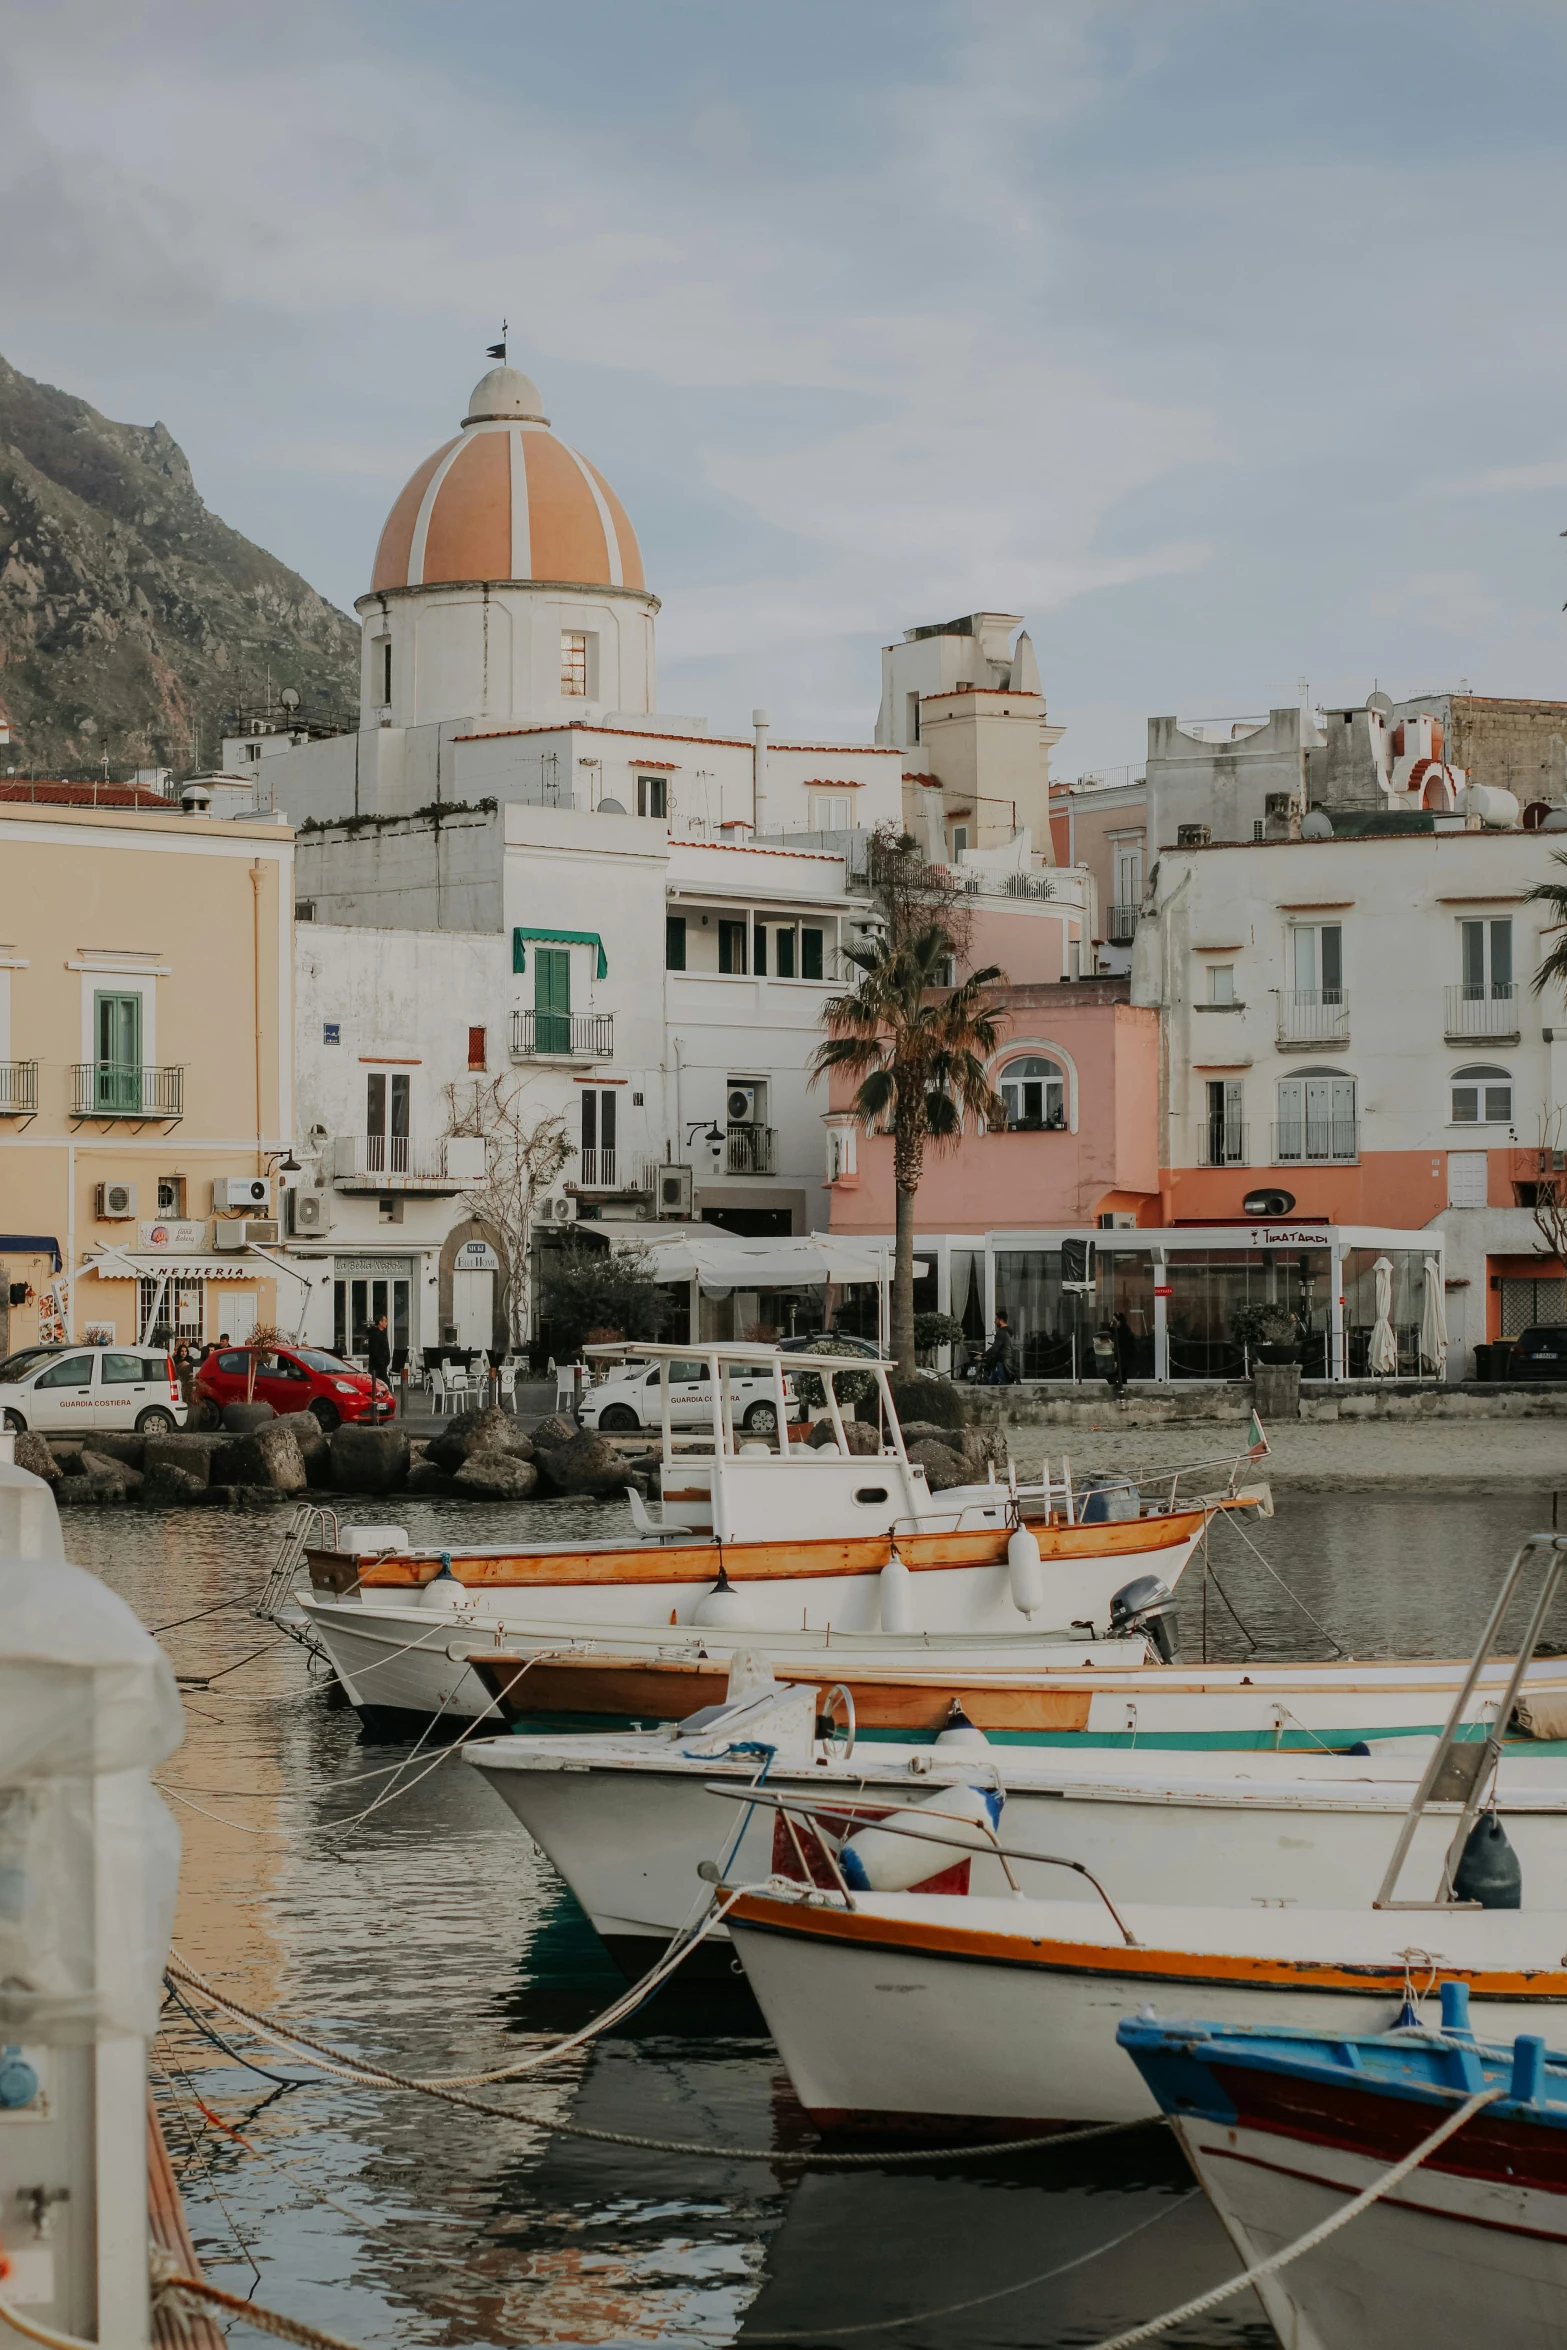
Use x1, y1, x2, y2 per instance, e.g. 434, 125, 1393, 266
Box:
1375, 1529, 1567, 1911
257, 1503, 341, 1623
708, 1782, 1141, 1945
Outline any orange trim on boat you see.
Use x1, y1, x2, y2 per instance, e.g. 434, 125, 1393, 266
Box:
724, 1893, 1567, 2000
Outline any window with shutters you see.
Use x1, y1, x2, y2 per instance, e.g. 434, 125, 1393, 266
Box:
665, 915, 687, 970
534, 947, 571, 1053
467, 1026, 487, 1071
718, 919, 747, 975
1275, 1070, 1356, 1162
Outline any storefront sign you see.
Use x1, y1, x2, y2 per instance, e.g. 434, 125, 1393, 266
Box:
454, 1239, 500, 1271
140, 1221, 207, 1250
1243, 1226, 1330, 1245
1153, 1285, 1172, 1298
334, 1256, 416, 1280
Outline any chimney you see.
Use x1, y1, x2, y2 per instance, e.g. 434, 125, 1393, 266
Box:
752, 709, 770, 832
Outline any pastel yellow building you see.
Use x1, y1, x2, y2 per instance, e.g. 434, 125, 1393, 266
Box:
0, 800, 295, 1355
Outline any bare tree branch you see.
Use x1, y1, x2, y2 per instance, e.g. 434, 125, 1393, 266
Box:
444, 1078, 573, 1349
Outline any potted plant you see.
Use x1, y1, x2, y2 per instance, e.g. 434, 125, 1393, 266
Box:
1231, 1301, 1301, 1365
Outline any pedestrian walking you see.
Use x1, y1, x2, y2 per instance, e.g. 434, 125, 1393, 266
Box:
981, 1309, 1018, 1386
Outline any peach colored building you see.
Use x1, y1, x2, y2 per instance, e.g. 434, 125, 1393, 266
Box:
0, 800, 294, 1356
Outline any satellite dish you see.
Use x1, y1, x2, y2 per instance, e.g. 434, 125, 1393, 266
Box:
1367, 690, 1394, 719
598, 796, 627, 814
280, 686, 300, 711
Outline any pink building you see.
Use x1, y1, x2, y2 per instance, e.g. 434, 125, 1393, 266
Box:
824, 973, 1159, 1239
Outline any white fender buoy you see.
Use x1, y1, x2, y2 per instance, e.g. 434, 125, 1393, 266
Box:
839, 1780, 1004, 1892
693, 1566, 752, 1628
879, 1546, 913, 1635
1007, 1524, 1044, 1618
420, 1557, 471, 1610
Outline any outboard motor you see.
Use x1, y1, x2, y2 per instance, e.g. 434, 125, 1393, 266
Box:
1109, 1573, 1179, 1663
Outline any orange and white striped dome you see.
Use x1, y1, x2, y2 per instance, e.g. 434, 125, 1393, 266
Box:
371, 367, 645, 595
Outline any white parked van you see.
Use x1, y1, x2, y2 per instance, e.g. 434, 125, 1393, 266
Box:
0, 1346, 186, 1436
576, 1355, 799, 1437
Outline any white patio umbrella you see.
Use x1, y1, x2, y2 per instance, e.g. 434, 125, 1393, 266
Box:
1368, 1254, 1399, 1378
1420, 1255, 1448, 1376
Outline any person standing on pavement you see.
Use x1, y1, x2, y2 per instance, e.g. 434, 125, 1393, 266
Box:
981, 1309, 1018, 1385
366, 1311, 394, 1412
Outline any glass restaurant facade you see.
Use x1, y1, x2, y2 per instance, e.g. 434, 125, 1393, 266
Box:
876, 1225, 1447, 1384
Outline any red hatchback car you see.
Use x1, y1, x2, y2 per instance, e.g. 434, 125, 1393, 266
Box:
193, 1344, 394, 1432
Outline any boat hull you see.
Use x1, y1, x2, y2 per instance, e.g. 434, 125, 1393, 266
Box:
724, 1892, 1567, 2131
464, 1738, 1567, 1963
1176, 2100, 1567, 2350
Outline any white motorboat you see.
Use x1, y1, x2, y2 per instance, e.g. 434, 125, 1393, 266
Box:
711, 1531, 1567, 2131
463, 1677, 1567, 1974
280, 1341, 1265, 1726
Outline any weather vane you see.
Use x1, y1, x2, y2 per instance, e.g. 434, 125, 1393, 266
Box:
487, 319, 509, 363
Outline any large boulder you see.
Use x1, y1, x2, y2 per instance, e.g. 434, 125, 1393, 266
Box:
429, 1405, 535, 1475
806, 1419, 881, 1456
79, 1450, 141, 1502
83, 1430, 146, 1469
274, 1411, 331, 1482
142, 1462, 206, 1509
533, 1432, 628, 1497
144, 1434, 217, 1487
221, 1400, 276, 1432
452, 1452, 539, 1501
404, 1458, 458, 1497
906, 1436, 968, 1493
55, 1474, 99, 1507
529, 1413, 579, 1451
12, 1431, 58, 1483
328, 1422, 410, 1494
900, 1420, 964, 1456
212, 1422, 307, 1494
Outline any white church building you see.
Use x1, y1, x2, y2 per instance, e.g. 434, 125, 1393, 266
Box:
248, 359, 1090, 1358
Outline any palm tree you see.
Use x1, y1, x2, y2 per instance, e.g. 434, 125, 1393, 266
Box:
813, 922, 1007, 1376
1529, 852, 1567, 998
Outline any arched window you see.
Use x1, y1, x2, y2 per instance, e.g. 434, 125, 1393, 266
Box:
1276, 1068, 1356, 1163
1000, 1054, 1066, 1130
1451, 1064, 1512, 1126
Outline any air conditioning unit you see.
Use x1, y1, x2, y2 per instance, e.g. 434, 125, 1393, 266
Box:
1176, 824, 1211, 849
95, 1180, 137, 1220
656, 1164, 694, 1219
1264, 792, 1294, 819
214, 1218, 280, 1250
726, 1084, 760, 1125
534, 1195, 576, 1229
215, 1175, 273, 1212
290, 1189, 332, 1236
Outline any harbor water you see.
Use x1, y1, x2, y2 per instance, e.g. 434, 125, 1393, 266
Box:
81, 1485, 1567, 2348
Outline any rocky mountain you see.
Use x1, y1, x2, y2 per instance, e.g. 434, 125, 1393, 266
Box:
0, 354, 359, 778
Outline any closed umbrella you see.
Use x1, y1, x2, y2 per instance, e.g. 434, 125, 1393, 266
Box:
1420, 1255, 1448, 1377
1368, 1254, 1399, 1378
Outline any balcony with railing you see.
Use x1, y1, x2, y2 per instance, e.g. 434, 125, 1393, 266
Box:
70, 1064, 184, 1120
1197, 1120, 1249, 1167
726, 1125, 778, 1176
0, 1061, 38, 1117
332, 1134, 487, 1193
1106, 904, 1140, 943
1271, 1117, 1359, 1165
510, 1010, 615, 1061
1277, 989, 1350, 1049
1445, 982, 1520, 1042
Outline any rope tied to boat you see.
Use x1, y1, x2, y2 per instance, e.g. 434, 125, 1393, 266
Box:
1078, 2082, 1504, 2350
149, 2248, 366, 2350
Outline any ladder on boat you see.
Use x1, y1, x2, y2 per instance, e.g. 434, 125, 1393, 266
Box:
256, 1502, 340, 1625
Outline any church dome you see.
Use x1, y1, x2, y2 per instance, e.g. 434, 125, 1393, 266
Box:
371, 367, 644, 595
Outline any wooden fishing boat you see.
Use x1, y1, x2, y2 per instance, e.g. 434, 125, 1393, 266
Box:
1122, 2003, 1567, 2350
282, 1341, 1266, 1725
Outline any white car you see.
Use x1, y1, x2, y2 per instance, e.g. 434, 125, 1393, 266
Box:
0, 1345, 187, 1437
577, 1355, 798, 1438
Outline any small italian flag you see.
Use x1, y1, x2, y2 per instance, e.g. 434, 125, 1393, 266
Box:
1247, 1409, 1271, 1459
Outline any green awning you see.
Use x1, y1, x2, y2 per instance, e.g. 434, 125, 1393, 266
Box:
513, 927, 609, 979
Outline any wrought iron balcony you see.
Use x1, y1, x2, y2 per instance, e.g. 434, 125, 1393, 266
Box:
1106, 903, 1140, 943
332, 1134, 487, 1193
1197, 1120, 1249, 1167
1271, 1118, 1359, 1165
1277, 989, 1350, 1049
0, 1061, 38, 1117
510, 1010, 615, 1060
70, 1063, 183, 1120
1444, 982, 1520, 1042
726, 1124, 778, 1176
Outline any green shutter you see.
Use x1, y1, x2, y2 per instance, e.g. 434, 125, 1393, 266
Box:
535, 947, 571, 1053
94, 992, 142, 1112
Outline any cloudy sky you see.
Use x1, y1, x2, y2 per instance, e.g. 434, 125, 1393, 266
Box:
6, 0, 1566, 769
